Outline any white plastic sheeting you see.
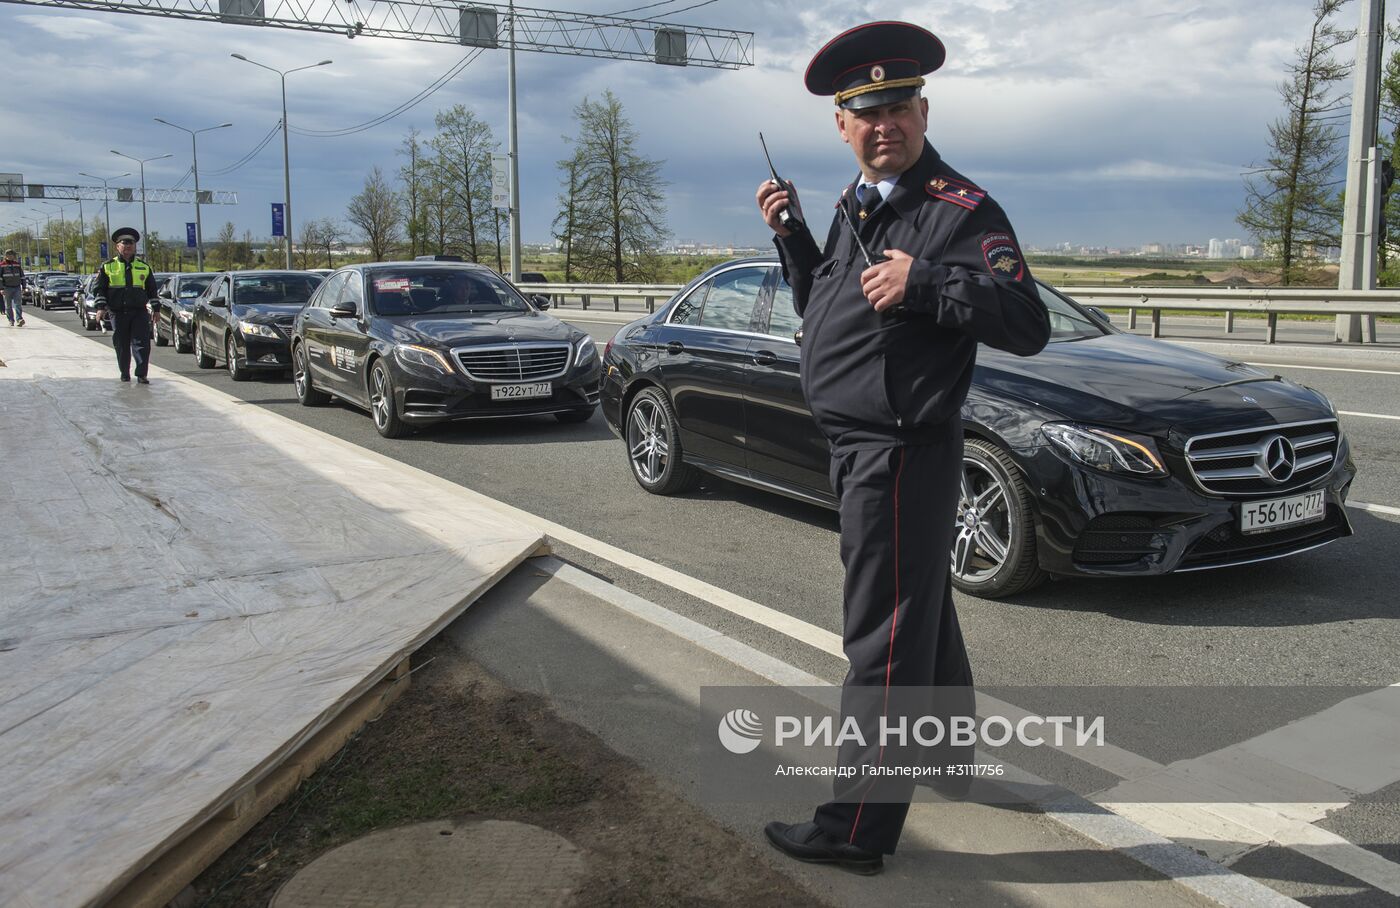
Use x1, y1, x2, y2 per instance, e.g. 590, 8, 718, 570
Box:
0, 323, 544, 907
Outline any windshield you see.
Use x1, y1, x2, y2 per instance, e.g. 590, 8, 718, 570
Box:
368, 268, 531, 316
1036, 283, 1108, 341
233, 274, 322, 306
179, 277, 214, 298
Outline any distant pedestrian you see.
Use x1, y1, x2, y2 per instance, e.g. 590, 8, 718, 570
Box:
1, 249, 24, 327
93, 227, 158, 384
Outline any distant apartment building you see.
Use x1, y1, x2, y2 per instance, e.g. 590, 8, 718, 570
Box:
1207, 238, 1245, 259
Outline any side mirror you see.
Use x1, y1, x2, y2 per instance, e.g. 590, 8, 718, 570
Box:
530, 294, 551, 310
208, 295, 227, 308
159, 289, 173, 300
1086, 306, 1110, 324
793, 327, 803, 347
329, 302, 358, 319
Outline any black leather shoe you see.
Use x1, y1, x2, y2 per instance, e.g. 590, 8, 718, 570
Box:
136, 376, 150, 385
918, 773, 972, 800
119, 375, 130, 382
763, 821, 883, 875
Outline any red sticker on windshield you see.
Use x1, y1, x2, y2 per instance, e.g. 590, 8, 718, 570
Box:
374, 278, 410, 292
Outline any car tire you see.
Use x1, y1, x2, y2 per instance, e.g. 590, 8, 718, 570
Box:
950, 437, 1048, 598
83, 313, 95, 331
369, 360, 408, 438
227, 334, 250, 382
155, 314, 170, 347
554, 406, 595, 424
624, 387, 699, 495
293, 342, 330, 407
194, 322, 216, 369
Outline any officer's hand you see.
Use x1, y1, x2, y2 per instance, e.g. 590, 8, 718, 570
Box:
756, 180, 802, 238
861, 248, 914, 312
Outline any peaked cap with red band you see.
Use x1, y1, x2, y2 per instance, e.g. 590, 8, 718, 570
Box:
804, 21, 945, 110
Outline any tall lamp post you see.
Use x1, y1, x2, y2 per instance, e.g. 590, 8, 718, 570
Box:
78, 170, 131, 243
110, 149, 173, 257
154, 118, 232, 271
230, 54, 333, 268
37, 201, 69, 269
29, 209, 53, 264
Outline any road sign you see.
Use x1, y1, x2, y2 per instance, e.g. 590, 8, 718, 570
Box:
271, 202, 285, 238
0, 173, 21, 202
491, 154, 509, 210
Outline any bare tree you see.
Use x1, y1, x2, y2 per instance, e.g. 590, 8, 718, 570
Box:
562, 90, 670, 282
1238, 0, 1354, 285
296, 220, 322, 269
314, 217, 346, 268
431, 104, 496, 262
398, 128, 427, 259
213, 221, 238, 271
346, 167, 403, 261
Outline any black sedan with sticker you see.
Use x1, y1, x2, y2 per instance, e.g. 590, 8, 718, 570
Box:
601, 257, 1357, 599
192, 271, 325, 381
290, 262, 601, 438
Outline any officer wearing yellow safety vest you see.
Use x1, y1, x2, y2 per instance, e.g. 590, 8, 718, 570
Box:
94, 227, 159, 384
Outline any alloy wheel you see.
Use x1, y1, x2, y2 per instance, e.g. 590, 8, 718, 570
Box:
951, 457, 1014, 585
626, 396, 670, 484
371, 366, 391, 430
293, 346, 309, 397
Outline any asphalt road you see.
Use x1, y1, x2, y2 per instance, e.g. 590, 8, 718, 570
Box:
27, 304, 1400, 903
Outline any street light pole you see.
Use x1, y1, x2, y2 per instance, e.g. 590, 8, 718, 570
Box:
230, 54, 333, 269
30, 209, 52, 263
110, 150, 173, 256
78, 170, 131, 246
154, 119, 232, 271
38, 201, 69, 269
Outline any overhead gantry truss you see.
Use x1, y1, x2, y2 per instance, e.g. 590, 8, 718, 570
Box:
0, 0, 755, 68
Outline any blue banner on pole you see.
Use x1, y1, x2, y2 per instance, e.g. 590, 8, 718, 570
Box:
100, 242, 108, 259
186, 223, 197, 249
58, 252, 64, 265
271, 202, 285, 238
43, 253, 50, 266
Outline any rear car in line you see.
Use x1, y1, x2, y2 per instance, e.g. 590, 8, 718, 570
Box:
192, 270, 324, 381
291, 261, 600, 438
601, 257, 1356, 599
155, 272, 217, 353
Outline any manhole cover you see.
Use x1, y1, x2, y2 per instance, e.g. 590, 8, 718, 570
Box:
272, 819, 586, 907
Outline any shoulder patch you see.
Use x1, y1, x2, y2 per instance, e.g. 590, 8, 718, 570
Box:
926, 175, 985, 210
981, 232, 1024, 281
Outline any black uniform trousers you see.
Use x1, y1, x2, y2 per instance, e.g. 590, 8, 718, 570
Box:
111, 308, 153, 379
813, 430, 974, 855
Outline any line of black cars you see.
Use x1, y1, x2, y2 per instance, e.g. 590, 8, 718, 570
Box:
599, 258, 1356, 598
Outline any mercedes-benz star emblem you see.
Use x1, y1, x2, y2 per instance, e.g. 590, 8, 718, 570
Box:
1261, 435, 1297, 483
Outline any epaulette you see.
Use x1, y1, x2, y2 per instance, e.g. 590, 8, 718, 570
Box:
926, 175, 985, 211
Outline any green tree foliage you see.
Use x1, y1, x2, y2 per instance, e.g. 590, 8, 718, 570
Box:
1238, 0, 1353, 286
398, 128, 427, 260
347, 166, 403, 261
557, 91, 670, 282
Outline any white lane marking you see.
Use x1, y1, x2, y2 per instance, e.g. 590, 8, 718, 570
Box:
1349, 501, 1400, 518
1246, 361, 1400, 377
1339, 410, 1400, 421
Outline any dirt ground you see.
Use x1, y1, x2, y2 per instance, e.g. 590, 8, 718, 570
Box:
189, 636, 828, 907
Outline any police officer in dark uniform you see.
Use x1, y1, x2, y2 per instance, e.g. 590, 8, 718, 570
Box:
94, 227, 159, 384
756, 22, 1050, 873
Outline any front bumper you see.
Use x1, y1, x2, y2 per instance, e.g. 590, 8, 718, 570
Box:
1025, 438, 1356, 578
238, 334, 293, 370
390, 355, 602, 423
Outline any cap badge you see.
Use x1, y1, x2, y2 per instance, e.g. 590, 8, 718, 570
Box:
870, 64, 886, 82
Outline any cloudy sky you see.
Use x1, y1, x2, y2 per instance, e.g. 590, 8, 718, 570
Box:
0, 0, 1367, 250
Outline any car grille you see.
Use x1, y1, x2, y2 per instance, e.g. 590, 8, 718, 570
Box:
1184, 419, 1339, 497
453, 343, 571, 382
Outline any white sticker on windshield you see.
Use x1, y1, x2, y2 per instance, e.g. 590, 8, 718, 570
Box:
374, 278, 410, 293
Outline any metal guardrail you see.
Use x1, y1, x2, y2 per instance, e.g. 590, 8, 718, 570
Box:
534, 282, 1400, 343
1059, 286, 1400, 343
531, 282, 682, 314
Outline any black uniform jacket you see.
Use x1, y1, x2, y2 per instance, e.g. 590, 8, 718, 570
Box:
93, 257, 158, 314
775, 141, 1050, 450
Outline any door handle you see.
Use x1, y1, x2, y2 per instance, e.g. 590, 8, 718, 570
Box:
665, 341, 684, 354
752, 350, 778, 366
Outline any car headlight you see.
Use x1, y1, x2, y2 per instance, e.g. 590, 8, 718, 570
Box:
1041, 423, 1168, 477
395, 343, 452, 373
241, 322, 280, 338
574, 335, 597, 367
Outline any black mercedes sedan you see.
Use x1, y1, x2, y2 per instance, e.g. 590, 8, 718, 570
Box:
154, 272, 216, 352
290, 261, 601, 438
192, 270, 324, 381
601, 257, 1356, 598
